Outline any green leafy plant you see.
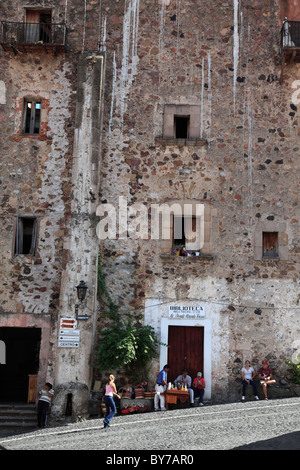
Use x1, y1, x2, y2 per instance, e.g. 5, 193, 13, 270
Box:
96, 251, 162, 383
285, 358, 300, 384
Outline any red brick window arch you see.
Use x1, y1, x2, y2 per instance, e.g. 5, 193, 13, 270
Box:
16, 96, 49, 140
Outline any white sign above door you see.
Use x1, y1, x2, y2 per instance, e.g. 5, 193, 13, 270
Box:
168, 305, 205, 319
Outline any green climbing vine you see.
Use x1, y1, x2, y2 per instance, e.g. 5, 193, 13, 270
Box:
96, 251, 161, 383
285, 358, 300, 385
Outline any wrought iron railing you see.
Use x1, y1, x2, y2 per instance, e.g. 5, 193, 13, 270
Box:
0, 21, 66, 46
281, 20, 300, 49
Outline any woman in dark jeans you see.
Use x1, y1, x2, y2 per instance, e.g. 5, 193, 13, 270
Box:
103, 375, 120, 428
241, 360, 259, 401
193, 372, 205, 406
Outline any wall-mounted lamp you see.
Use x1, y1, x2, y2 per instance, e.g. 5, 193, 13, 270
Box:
76, 280, 88, 302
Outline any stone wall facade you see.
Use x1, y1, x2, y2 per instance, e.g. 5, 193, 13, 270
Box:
0, 0, 300, 418
0, 0, 105, 416
97, 0, 300, 401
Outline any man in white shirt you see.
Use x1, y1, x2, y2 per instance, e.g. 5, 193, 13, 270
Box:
174, 368, 195, 406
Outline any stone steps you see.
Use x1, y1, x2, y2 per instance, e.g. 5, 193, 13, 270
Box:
0, 404, 37, 435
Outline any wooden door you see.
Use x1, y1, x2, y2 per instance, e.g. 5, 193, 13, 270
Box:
25, 10, 40, 42
167, 326, 204, 383
27, 374, 38, 403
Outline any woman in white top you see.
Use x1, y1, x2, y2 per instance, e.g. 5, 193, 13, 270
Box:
241, 360, 259, 401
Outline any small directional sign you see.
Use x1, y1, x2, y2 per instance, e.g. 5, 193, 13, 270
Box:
77, 314, 90, 321
60, 318, 77, 329
58, 320, 80, 348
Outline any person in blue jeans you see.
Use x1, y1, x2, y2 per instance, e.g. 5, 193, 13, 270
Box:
103, 374, 120, 428
193, 372, 205, 406
241, 360, 259, 401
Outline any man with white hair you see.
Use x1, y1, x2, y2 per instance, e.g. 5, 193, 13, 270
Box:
174, 368, 195, 407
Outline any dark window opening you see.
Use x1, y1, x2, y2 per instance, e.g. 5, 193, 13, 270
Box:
15, 217, 38, 255
263, 232, 279, 258
39, 13, 52, 43
174, 116, 190, 139
174, 216, 185, 246
173, 216, 197, 250
22, 99, 42, 134
65, 393, 73, 416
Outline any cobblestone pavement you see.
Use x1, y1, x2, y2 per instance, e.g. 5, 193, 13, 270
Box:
0, 397, 299, 451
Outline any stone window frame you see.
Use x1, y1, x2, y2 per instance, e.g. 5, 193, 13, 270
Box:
13, 215, 39, 257
254, 221, 288, 261
155, 104, 207, 147
163, 105, 202, 139
151, 199, 212, 256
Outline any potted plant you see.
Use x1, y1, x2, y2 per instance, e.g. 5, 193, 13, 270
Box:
172, 244, 183, 255
186, 251, 195, 257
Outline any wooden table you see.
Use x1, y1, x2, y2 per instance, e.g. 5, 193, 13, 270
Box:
165, 389, 189, 410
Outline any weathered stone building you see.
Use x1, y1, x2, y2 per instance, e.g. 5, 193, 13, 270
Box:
97, 0, 300, 402
0, 0, 105, 416
0, 0, 300, 420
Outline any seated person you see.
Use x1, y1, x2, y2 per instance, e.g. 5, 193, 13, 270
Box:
193, 372, 205, 406
258, 360, 276, 400
174, 368, 195, 406
241, 360, 259, 401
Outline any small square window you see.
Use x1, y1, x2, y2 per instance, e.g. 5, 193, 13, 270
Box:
262, 232, 279, 258
22, 99, 42, 134
15, 217, 38, 255
174, 115, 190, 139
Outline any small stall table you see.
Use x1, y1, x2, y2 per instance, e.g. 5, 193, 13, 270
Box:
165, 389, 189, 410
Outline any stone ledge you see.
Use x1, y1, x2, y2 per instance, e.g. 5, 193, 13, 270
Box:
238, 380, 300, 400
160, 254, 214, 263
155, 137, 207, 147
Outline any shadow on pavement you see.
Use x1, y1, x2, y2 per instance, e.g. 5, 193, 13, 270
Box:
233, 431, 300, 450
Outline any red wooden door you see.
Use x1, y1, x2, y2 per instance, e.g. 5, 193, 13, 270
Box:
167, 326, 204, 383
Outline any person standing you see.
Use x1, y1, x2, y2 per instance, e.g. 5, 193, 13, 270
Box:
154, 364, 170, 411
258, 360, 276, 400
193, 372, 205, 406
37, 382, 54, 428
241, 360, 259, 401
174, 368, 195, 406
103, 374, 120, 428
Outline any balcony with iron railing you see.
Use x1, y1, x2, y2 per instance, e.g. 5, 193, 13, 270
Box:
0, 21, 66, 54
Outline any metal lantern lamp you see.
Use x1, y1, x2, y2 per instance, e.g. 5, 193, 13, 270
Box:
76, 280, 88, 302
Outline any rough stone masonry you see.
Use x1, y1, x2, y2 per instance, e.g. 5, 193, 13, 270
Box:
0, 0, 300, 419
98, 0, 300, 402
